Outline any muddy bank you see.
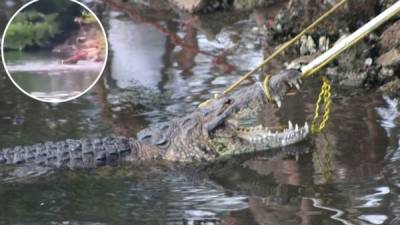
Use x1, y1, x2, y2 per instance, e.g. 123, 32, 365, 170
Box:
169, 0, 400, 96
262, 0, 400, 96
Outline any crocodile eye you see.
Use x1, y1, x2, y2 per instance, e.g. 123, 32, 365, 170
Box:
225, 99, 233, 105
217, 99, 234, 116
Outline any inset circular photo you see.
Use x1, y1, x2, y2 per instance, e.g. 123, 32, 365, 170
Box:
1, 0, 108, 103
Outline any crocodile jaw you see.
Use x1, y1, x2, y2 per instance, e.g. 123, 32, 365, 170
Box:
235, 121, 310, 148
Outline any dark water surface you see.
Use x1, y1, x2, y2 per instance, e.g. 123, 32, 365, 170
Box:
0, 1, 400, 225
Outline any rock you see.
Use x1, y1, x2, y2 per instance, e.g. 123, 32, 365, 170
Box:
325, 66, 340, 82
307, 36, 317, 54
379, 20, 400, 52
337, 40, 368, 70
376, 49, 400, 83
378, 67, 395, 81
318, 36, 330, 52
169, 0, 193, 11
379, 78, 400, 97
286, 54, 316, 70
233, 0, 274, 10
339, 72, 368, 87
275, 23, 283, 33
251, 26, 259, 33
334, 39, 373, 87
346, 0, 376, 26
377, 49, 400, 67
169, 0, 217, 13
299, 36, 308, 55
300, 35, 316, 55
267, 0, 375, 40
365, 58, 373, 67
380, 0, 400, 11
258, 0, 399, 92
168, 0, 275, 13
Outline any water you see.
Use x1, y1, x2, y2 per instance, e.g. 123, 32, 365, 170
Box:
4, 51, 101, 102
0, 168, 249, 225
0, 1, 400, 225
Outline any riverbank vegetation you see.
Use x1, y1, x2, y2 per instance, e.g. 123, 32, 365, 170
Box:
4, 0, 83, 51
4, 11, 59, 51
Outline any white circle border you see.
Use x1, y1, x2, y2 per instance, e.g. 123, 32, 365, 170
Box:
1, 0, 109, 103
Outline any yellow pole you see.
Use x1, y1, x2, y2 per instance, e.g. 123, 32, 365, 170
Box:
221, 0, 348, 95
301, 1, 400, 78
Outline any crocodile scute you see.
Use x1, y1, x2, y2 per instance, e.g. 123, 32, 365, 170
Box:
0, 137, 135, 169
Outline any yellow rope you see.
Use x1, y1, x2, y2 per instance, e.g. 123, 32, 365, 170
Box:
311, 76, 331, 134
198, 0, 347, 107
262, 74, 273, 102
222, 0, 347, 95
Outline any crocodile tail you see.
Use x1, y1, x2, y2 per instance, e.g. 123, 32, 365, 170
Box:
0, 137, 136, 169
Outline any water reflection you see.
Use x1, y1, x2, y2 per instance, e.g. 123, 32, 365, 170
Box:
108, 17, 165, 88
0, 168, 249, 225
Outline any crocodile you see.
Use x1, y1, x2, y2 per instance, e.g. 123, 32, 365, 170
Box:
0, 69, 309, 169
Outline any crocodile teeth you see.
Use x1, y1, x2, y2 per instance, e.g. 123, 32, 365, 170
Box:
295, 83, 300, 90
275, 98, 282, 108
236, 120, 311, 148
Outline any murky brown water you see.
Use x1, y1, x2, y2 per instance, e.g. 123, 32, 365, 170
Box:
0, 0, 400, 225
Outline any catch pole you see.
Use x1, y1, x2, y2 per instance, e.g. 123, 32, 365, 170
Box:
301, 1, 400, 78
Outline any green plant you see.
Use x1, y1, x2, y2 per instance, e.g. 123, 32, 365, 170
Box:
4, 11, 60, 51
